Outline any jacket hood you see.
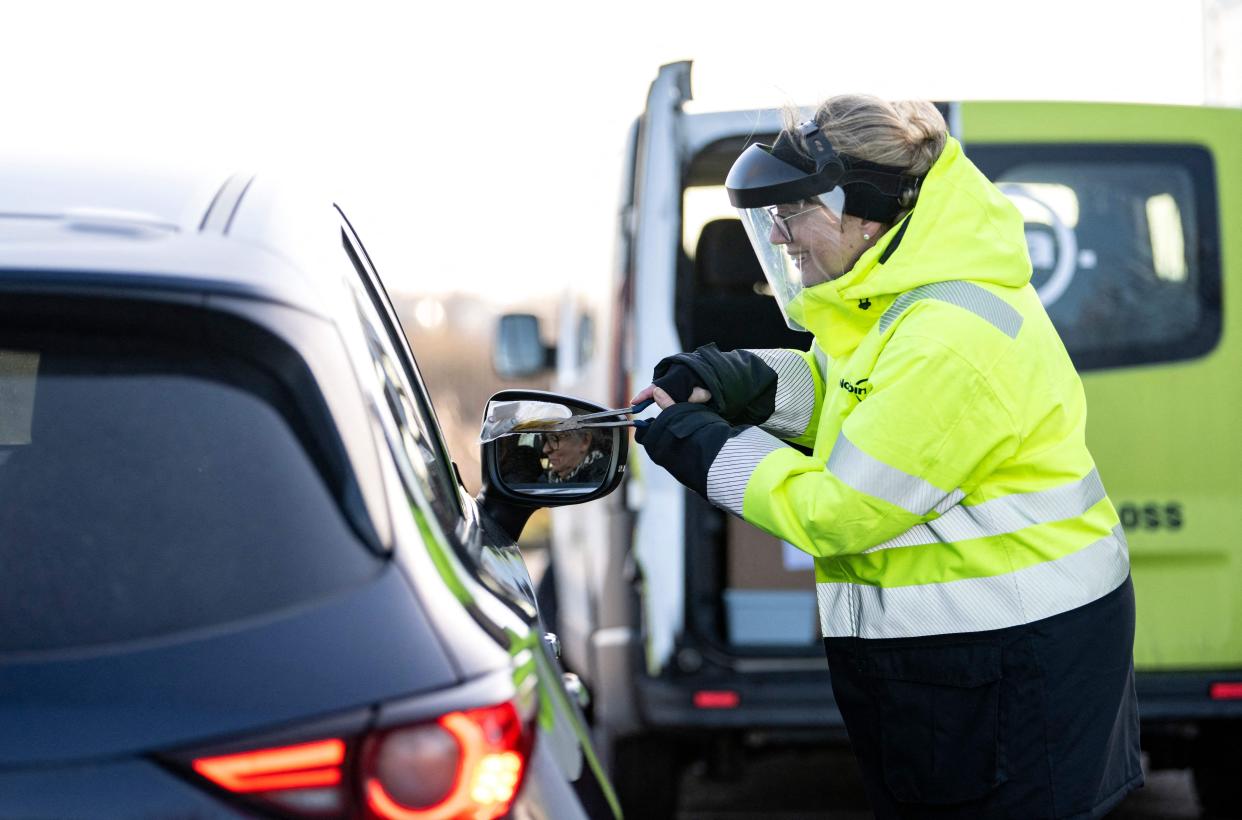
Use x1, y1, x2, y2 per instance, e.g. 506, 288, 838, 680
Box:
789, 137, 1032, 357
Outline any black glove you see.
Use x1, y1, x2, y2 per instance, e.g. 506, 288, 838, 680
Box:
635, 403, 736, 497
652, 344, 777, 426
651, 362, 703, 403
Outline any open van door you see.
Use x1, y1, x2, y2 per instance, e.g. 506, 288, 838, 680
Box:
962, 101, 1242, 812
629, 61, 693, 676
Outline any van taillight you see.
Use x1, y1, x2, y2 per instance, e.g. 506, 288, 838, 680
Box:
1210, 682, 1242, 700
694, 690, 740, 709
187, 701, 531, 819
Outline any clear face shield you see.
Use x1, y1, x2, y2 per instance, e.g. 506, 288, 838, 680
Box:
735, 187, 848, 331
726, 120, 921, 331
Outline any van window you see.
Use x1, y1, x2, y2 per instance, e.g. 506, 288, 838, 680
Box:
677, 183, 813, 353
0, 336, 381, 653
973, 144, 1221, 370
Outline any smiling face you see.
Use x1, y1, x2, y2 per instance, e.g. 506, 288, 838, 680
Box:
542, 431, 592, 478
769, 200, 882, 286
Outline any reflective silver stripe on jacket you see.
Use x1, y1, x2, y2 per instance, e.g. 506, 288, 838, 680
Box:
812, 341, 828, 382
879, 280, 1024, 339
746, 348, 815, 439
865, 469, 1107, 553
818, 524, 1130, 638
706, 426, 786, 517
827, 433, 963, 516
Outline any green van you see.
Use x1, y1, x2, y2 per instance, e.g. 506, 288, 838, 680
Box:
505, 61, 1242, 816
963, 97, 1242, 814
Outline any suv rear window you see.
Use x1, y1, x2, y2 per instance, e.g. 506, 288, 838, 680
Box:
0, 334, 381, 653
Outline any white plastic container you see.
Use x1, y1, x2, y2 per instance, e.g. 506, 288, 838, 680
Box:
722, 589, 819, 646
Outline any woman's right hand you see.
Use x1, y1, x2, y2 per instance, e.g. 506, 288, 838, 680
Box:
639, 345, 778, 427
630, 383, 712, 410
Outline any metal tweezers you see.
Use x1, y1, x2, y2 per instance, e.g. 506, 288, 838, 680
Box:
514, 398, 655, 433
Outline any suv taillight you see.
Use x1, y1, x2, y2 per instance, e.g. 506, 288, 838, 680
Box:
362, 703, 529, 819
186, 700, 533, 819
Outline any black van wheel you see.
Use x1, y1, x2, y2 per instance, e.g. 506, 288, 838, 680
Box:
613, 734, 682, 820
1192, 721, 1242, 819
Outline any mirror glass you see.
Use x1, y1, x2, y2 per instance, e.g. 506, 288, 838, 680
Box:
483, 399, 618, 497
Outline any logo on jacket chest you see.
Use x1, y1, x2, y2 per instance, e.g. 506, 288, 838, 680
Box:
838, 377, 870, 401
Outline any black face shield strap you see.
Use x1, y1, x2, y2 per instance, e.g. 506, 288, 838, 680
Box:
841, 159, 923, 222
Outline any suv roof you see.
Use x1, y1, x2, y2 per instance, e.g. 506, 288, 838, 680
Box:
0, 156, 231, 229
0, 157, 351, 320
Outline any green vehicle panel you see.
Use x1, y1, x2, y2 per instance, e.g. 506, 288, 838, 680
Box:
961, 101, 1242, 671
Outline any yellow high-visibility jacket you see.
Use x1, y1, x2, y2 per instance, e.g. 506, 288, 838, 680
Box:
707, 137, 1130, 639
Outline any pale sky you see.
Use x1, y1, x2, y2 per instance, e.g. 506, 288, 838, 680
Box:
1, 0, 1209, 303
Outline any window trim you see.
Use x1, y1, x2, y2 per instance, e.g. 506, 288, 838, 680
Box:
336, 213, 465, 525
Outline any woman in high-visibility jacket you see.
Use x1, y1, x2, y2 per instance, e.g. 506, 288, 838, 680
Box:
633, 96, 1142, 819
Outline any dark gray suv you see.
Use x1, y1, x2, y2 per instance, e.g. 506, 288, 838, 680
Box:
0, 162, 623, 819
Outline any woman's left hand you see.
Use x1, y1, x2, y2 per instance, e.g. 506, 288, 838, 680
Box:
630, 383, 712, 410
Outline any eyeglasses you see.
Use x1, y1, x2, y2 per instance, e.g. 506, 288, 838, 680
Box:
543, 433, 578, 450
766, 203, 822, 243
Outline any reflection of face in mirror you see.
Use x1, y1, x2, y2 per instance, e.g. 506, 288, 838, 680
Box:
494, 428, 611, 493
539, 430, 607, 485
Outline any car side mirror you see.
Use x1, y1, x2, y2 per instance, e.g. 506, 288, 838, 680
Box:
492, 314, 555, 379
477, 389, 628, 540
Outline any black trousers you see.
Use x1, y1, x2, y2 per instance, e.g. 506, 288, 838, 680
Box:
824, 577, 1143, 820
